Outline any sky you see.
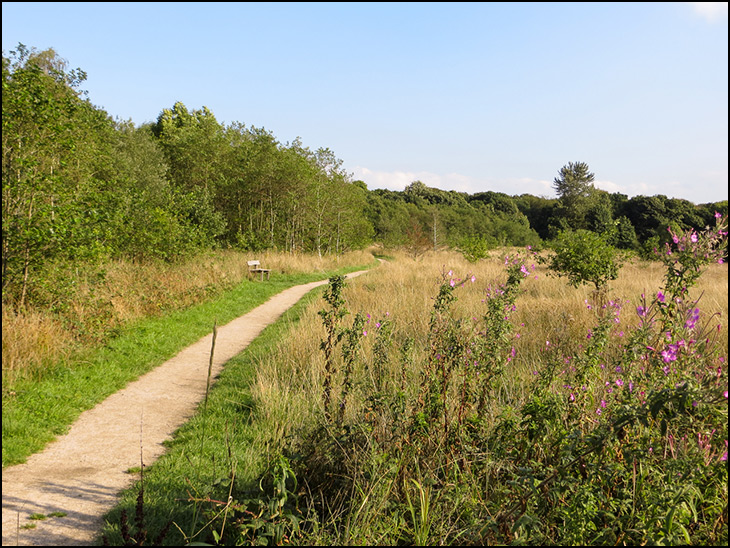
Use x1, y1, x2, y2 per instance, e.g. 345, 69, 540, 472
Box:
2, 2, 728, 204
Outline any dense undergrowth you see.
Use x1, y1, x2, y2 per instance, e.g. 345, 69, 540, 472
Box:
172, 217, 728, 545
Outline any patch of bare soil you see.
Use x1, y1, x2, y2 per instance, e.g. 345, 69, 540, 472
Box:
1, 270, 371, 546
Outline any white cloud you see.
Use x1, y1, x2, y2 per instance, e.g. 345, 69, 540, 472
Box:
352, 166, 554, 197
688, 2, 728, 22
353, 168, 727, 203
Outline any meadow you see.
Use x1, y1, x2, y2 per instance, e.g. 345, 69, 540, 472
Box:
99, 221, 727, 546
1, 250, 376, 467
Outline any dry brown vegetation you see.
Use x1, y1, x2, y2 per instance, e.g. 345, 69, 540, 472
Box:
1, 249, 374, 385
252, 249, 728, 441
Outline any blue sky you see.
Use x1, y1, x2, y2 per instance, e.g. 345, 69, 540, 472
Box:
3, 2, 728, 203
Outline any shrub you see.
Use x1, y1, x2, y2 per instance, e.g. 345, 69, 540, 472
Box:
547, 229, 622, 292
457, 235, 491, 263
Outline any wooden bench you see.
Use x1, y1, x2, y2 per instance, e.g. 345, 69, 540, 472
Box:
247, 260, 271, 281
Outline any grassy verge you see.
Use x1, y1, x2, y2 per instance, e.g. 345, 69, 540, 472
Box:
2, 262, 374, 468
96, 285, 324, 546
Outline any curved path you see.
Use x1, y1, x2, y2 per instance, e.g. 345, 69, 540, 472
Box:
2, 269, 372, 546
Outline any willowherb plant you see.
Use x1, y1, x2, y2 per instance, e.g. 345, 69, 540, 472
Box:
337, 311, 366, 426
500, 215, 729, 545
414, 251, 538, 449
660, 212, 727, 301
318, 275, 348, 420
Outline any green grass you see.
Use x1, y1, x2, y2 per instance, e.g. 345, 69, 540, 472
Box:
97, 285, 324, 546
2, 263, 374, 468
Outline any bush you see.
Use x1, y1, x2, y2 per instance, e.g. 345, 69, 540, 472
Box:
457, 235, 491, 263
547, 229, 622, 292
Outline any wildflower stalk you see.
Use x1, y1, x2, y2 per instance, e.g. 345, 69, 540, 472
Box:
318, 276, 348, 421
337, 312, 365, 426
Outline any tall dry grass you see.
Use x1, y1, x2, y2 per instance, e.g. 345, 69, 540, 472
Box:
1, 249, 374, 386
252, 248, 728, 443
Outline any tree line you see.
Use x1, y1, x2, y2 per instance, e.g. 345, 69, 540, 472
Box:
3, 44, 727, 309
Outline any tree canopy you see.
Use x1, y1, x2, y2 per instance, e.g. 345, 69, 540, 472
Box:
3, 44, 726, 310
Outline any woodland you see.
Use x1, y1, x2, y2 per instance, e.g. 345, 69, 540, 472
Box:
3, 44, 728, 311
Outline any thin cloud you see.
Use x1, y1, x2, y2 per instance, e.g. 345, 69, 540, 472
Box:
688, 2, 728, 22
352, 167, 554, 197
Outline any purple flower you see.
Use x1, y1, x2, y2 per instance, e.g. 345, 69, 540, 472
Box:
661, 347, 677, 363
449, 279, 455, 287
657, 291, 665, 303
637, 306, 647, 317
685, 308, 700, 330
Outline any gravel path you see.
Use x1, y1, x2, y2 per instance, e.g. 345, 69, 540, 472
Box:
1, 270, 371, 546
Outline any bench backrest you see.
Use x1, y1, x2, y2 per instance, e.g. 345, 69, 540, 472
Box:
247, 260, 260, 268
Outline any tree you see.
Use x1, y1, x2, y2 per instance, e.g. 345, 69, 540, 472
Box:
547, 229, 622, 295
552, 161, 598, 230
2, 44, 112, 306
404, 218, 431, 259
458, 235, 491, 263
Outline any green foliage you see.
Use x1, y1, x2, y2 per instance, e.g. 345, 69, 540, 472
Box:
547, 229, 622, 292
551, 161, 600, 230
318, 275, 349, 421
191, 455, 306, 546
2, 44, 114, 305
612, 215, 640, 250
458, 235, 491, 263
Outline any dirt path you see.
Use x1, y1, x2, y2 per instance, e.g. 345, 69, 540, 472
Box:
1, 270, 372, 546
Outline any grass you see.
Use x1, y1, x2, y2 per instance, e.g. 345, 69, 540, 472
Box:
2, 252, 377, 468
96, 247, 727, 545
97, 284, 326, 546
8, 236, 726, 544
2, 249, 375, 384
